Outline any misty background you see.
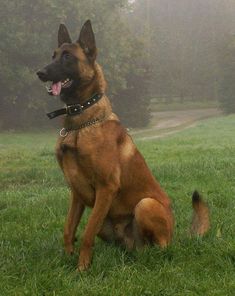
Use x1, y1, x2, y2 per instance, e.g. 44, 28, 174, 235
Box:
0, 0, 235, 129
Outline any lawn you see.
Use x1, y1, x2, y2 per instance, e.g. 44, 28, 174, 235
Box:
0, 115, 235, 296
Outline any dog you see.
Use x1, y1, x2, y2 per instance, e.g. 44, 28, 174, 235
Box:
37, 20, 210, 271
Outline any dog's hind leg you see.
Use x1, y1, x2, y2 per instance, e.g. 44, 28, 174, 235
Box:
97, 217, 116, 243
134, 198, 173, 248
64, 191, 85, 254
98, 216, 137, 249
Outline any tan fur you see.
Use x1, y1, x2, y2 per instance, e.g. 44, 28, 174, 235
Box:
135, 198, 174, 247
191, 193, 210, 236
55, 52, 175, 269
121, 137, 136, 160
49, 26, 209, 272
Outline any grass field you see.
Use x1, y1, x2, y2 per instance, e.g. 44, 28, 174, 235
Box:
0, 115, 235, 296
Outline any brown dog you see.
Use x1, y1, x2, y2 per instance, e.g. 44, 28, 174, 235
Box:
37, 20, 210, 271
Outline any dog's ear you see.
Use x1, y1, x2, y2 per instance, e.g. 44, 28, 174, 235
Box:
77, 20, 97, 61
58, 24, 72, 47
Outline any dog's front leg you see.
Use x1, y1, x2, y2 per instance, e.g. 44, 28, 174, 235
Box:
78, 186, 116, 271
64, 190, 85, 255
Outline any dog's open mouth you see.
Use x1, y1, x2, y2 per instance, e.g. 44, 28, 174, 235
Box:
46, 78, 73, 96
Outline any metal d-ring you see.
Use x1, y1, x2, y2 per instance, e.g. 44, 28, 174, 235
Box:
59, 128, 68, 137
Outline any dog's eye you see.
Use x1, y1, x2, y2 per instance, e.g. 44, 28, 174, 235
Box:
63, 52, 71, 60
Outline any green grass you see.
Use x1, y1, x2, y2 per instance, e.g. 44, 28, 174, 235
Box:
0, 116, 235, 296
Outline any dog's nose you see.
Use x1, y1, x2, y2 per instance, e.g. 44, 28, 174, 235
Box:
36, 69, 48, 82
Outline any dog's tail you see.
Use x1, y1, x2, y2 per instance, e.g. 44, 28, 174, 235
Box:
190, 190, 210, 236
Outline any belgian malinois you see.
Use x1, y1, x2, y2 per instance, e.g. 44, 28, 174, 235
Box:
37, 20, 209, 271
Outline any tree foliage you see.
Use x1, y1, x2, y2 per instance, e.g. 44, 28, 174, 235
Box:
0, 0, 150, 129
1, 0, 235, 129
129, 0, 235, 106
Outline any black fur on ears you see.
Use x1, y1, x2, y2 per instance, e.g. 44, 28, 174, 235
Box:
77, 20, 97, 61
58, 24, 72, 47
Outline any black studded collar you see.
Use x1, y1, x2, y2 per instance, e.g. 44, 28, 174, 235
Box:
46, 93, 104, 119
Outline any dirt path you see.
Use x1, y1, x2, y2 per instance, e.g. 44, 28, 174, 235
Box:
130, 108, 221, 140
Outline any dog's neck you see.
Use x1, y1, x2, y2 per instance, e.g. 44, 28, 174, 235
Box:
62, 63, 113, 130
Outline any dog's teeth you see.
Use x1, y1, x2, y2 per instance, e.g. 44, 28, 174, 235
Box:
60, 79, 73, 89
46, 86, 52, 92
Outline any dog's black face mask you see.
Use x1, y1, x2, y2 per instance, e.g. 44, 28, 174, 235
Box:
37, 47, 79, 96
36, 21, 97, 100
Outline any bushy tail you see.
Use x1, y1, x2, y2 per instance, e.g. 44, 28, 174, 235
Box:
190, 191, 210, 236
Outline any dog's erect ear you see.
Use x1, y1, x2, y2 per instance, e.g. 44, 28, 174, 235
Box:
77, 20, 97, 61
58, 24, 72, 47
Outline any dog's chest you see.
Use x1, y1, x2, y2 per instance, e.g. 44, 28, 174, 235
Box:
56, 139, 95, 207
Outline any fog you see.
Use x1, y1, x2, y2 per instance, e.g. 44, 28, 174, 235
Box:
0, 0, 235, 129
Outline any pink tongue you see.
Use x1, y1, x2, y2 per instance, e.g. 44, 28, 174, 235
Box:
52, 82, 62, 96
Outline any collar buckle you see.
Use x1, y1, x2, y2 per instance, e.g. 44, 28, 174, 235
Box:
66, 104, 83, 116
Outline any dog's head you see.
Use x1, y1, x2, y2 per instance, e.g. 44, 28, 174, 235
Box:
37, 20, 97, 101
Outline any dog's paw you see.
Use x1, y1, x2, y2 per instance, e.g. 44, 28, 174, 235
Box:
64, 244, 75, 255
77, 254, 91, 272
77, 263, 89, 272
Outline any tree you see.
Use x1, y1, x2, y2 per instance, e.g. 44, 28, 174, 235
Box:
0, 0, 151, 129
128, 0, 235, 103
